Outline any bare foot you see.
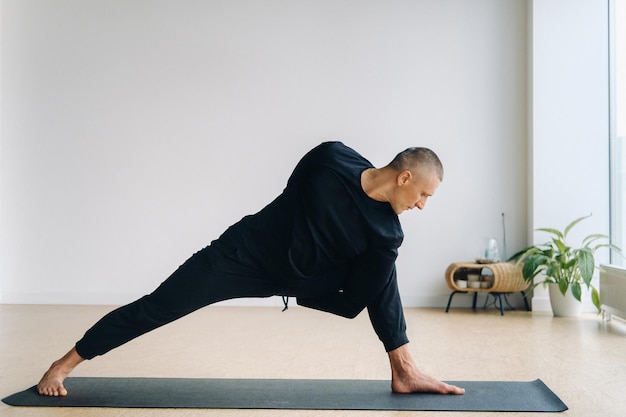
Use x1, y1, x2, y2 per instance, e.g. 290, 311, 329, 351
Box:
37, 364, 69, 396
37, 348, 85, 396
388, 344, 465, 395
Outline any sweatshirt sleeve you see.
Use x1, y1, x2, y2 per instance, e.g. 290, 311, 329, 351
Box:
366, 265, 409, 351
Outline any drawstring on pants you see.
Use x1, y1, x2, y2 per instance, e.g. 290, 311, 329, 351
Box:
281, 296, 289, 312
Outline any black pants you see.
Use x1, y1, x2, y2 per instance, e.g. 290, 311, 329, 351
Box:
75, 241, 281, 360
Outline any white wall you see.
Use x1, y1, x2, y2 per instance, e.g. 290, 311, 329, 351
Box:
529, 0, 611, 312
2, 0, 526, 306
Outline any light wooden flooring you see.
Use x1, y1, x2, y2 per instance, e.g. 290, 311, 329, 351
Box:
1, 304, 625, 417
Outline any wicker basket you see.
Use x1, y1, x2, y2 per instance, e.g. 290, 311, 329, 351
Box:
445, 261, 528, 293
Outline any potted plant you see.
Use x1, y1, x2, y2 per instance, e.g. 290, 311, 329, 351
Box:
509, 214, 620, 316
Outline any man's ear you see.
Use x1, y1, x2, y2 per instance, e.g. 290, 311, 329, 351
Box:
397, 170, 413, 186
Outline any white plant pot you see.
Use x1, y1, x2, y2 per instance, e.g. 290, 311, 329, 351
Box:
548, 283, 583, 317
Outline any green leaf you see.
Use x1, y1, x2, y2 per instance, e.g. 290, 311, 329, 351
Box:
508, 246, 544, 263
507, 246, 533, 262
543, 276, 557, 285
542, 247, 555, 259
536, 227, 563, 239
592, 243, 621, 253
563, 213, 592, 238
571, 281, 582, 301
553, 238, 569, 254
522, 254, 546, 280
564, 258, 577, 270
577, 249, 595, 286
555, 253, 564, 265
582, 233, 609, 247
591, 286, 601, 311
558, 279, 568, 295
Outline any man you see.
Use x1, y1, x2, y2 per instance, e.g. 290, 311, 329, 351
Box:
37, 141, 464, 396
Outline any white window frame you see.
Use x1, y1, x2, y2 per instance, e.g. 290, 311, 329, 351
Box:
609, 0, 626, 265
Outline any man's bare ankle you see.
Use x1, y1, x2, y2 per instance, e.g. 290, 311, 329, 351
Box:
46, 360, 74, 378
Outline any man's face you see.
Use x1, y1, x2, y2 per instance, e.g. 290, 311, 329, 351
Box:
391, 170, 440, 214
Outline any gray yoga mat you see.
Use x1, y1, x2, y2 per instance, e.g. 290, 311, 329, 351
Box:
2, 377, 567, 412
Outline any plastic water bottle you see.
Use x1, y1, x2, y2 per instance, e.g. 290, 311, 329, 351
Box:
485, 238, 500, 262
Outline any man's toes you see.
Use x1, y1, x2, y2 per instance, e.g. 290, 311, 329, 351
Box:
38, 384, 66, 396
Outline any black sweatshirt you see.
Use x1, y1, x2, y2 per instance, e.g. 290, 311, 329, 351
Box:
220, 141, 409, 351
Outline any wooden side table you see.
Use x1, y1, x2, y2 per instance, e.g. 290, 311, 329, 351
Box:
444, 261, 530, 315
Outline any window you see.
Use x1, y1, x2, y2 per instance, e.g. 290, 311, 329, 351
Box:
610, 0, 626, 265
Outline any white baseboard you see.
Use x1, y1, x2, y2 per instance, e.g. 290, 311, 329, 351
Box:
531, 295, 552, 312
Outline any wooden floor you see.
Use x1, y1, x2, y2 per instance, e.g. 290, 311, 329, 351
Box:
1, 303, 625, 417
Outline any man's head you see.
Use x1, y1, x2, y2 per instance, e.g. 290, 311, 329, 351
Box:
386, 147, 443, 214
388, 147, 444, 182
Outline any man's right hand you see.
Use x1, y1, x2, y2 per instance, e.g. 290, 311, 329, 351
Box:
387, 344, 465, 395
